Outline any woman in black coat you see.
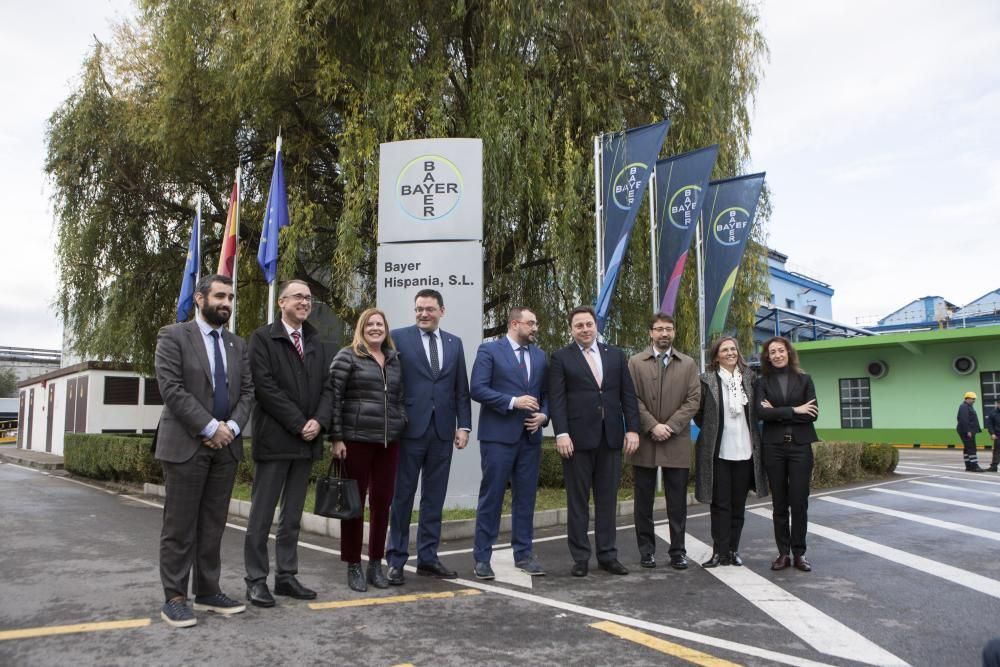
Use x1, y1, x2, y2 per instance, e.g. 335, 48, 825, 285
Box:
694, 336, 768, 568
757, 336, 818, 572
329, 308, 407, 592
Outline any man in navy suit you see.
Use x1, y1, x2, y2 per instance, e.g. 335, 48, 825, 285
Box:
549, 305, 640, 577
386, 289, 472, 584
469, 307, 549, 579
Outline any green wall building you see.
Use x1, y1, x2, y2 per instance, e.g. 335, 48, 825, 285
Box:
794, 326, 1000, 446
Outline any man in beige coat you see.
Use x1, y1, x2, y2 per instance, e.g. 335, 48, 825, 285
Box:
627, 313, 700, 569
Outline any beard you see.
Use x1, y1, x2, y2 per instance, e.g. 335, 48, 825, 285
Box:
200, 302, 231, 327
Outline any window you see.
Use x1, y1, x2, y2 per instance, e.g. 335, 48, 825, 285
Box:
144, 378, 163, 405
785, 298, 795, 309
839, 378, 872, 428
981, 371, 1000, 420
807, 305, 817, 315
103, 376, 140, 405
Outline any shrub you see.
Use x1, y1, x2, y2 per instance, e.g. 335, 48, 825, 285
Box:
810, 440, 897, 487
64, 433, 162, 483
860, 442, 898, 474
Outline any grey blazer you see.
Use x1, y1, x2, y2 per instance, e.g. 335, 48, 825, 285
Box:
153, 320, 254, 463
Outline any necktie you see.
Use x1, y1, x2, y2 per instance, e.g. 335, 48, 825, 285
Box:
209, 330, 229, 420
659, 351, 670, 374
428, 331, 440, 378
518, 346, 529, 383
291, 330, 304, 361
585, 347, 602, 386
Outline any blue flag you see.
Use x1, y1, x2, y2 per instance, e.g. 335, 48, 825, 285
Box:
594, 120, 670, 333
175, 209, 200, 322
257, 144, 289, 284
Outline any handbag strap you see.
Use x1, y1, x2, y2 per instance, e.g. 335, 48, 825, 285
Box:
324, 452, 339, 479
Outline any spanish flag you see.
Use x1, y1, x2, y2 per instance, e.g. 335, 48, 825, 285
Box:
217, 180, 238, 277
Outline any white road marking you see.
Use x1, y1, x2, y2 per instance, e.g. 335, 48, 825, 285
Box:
487, 547, 534, 588
871, 488, 1000, 514
907, 480, 1000, 497
748, 508, 1000, 600
820, 496, 1000, 543
939, 475, 1000, 487
671, 528, 908, 667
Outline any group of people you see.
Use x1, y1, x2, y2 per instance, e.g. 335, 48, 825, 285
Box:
957, 391, 1000, 472
151, 273, 820, 629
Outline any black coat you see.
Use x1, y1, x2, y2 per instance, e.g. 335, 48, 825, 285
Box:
985, 407, 1000, 436
249, 320, 335, 461
328, 345, 407, 445
756, 370, 819, 445
958, 401, 982, 435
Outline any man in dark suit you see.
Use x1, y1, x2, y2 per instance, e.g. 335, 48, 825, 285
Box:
549, 305, 640, 577
243, 280, 334, 607
385, 289, 472, 584
154, 274, 254, 628
469, 307, 548, 579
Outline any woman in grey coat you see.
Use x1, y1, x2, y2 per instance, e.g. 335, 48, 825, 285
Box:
694, 336, 767, 568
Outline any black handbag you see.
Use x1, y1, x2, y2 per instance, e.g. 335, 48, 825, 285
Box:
314, 458, 363, 520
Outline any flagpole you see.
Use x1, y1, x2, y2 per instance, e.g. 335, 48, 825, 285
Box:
695, 215, 706, 372
593, 135, 602, 300
195, 195, 202, 284
648, 169, 658, 314
230, 165, 240, 333
266, 135, 281, 324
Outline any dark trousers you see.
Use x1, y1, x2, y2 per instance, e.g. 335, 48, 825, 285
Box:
244, 458, 313, 584
563, 441, 622, 563
960, 433, 981, 469
710, 457, 753, 555
473, 434, 541, 563
633, 466, 688, 557
386, 426, 454, 568
340, 441, 400, 563
763, 442, 813, 557
992, 438, 1000, 468
160, 445, 238, 601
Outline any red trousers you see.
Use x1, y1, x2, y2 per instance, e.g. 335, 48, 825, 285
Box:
340, 440, 400, 563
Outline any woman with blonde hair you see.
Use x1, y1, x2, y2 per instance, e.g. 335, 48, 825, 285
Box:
328, 308, 407, 591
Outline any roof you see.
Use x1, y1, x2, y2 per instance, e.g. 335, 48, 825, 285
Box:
795, 325, 1000, 353
16, 361, 138, 389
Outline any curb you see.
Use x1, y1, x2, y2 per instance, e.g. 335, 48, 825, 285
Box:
0, 449, 65, 471
143, 482, 697, 543
891, 443, 995, 450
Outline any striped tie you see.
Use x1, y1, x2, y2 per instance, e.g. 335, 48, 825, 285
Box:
291, 330, 304, 361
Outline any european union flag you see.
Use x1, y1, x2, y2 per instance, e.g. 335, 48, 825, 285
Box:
257, 143, 289, 284
175, 209, 200, 322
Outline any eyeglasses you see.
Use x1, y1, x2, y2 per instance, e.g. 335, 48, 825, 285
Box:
282, 293, 313, 303
651, 327, 674, 333
515, 320, 539, 328
414, 307, 440, 314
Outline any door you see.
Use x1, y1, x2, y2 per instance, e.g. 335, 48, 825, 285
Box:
75, 377, 88, 433
16, 391, 25, 448
46, 384, 55, 452
26, 389, 34, 450
65, 378, 77, 433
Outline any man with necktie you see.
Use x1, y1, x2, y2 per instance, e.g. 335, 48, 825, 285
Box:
154, 274, 254, 627
549, 305, 640, 577
469, 307, 549, 579
386, 289, 472, 584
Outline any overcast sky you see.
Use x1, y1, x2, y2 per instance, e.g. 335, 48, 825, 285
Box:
1, 1, 998, 352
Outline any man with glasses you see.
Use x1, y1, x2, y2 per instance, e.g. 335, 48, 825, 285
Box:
386, 289, 472, 584
469, 307, 549, 579
243, 280, 334, 606
626, 313, 699, 570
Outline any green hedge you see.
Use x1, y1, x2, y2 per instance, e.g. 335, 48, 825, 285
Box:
812, 441, 897, 488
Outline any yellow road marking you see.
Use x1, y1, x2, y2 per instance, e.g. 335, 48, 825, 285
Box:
0, 618, 151, 642
390, 664, 415, 667
591, 621, 743, 667
309, 588, 480, 610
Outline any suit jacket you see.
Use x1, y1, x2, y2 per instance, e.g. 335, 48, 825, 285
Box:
756, 370, 819, 445
470, 338, 548, 445
248, 319, 334, 461
392, 325, 472, 441
627, 347, 700, 468
548, 341, 640, 451
154, 320, 254, 463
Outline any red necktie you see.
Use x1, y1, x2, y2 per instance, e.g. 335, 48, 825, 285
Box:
291, 330, 304, 361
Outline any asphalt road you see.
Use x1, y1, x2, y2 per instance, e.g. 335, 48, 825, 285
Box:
1, 449, 997, 666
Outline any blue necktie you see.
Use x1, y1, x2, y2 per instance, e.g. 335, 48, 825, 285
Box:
209, 330, 229, 420
518, 346, 529, 383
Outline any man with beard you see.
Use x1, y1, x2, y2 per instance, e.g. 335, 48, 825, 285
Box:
469, 307, 549, 579
154, 274, 254, 627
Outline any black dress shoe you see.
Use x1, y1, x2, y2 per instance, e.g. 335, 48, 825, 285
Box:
639, 554, 656, 569
989, 466, 999, 472
793, 556, 812, 572
701, 553, 722, 569
571, 561, 589, 577
274, 576, 317, 600
347, 563, 367, 592
729, 551, 743, 566
416, 560, 458, 579
246, 581, 275, 607
598, 559, 629, 575
669, 554, 689, 570
771, 554, 791, 571
367, 561, 389, 589
387, 566, 405, 586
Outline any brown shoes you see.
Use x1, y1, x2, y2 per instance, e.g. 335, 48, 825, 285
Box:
793, 556, 812, 572
771, 554, 791, 571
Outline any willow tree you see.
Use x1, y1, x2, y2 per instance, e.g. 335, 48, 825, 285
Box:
46, 0, 768, 371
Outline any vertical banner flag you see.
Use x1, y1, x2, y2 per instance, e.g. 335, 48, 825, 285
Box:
257, 138, 289, 284
217, 180, 238, 277
702, 173, 766, 336
654, 145, 719, 315
594, 120, 670, 332
175, 208, 200, 322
